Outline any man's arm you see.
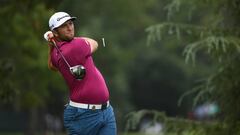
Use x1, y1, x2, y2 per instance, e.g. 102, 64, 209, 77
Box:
82, 37, 98, 53
44, 31, 58, 71
48, 44, 58, 71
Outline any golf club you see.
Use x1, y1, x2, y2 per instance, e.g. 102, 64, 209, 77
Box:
50, 39, 86, 80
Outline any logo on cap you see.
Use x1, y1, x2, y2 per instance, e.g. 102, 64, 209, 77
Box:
57, 15, 70, 21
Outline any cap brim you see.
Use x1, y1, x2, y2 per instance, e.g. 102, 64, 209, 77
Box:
70, 17, 77, 20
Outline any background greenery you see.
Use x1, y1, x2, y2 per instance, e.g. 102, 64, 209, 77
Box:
0, 0, 239, 134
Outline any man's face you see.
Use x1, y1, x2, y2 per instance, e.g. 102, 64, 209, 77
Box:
54, 20, 75, 41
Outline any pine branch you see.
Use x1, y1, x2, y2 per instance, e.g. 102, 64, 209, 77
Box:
146, 22, 240, 46
183, 36, 240, 64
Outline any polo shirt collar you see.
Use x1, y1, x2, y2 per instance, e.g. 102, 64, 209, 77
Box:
56, 38, 75, 47
56, 40, 67, 47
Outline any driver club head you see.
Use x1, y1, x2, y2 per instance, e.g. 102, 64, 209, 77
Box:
70, 65, 86, 80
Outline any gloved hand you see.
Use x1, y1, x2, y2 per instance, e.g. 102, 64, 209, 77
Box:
44, 31, 54, 42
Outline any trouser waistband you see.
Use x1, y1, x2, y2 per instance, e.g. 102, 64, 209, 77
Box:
69, 100, 110, 110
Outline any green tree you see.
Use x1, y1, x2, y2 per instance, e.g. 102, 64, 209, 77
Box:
0, 0, 66, 134
146, 0, 240, 133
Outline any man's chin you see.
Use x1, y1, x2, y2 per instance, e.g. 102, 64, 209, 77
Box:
65, 37, 74, 42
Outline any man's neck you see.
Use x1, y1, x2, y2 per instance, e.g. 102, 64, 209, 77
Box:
55, 37, 74, 42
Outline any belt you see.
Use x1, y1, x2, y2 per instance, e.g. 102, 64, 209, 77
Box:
69, 100, 110, 110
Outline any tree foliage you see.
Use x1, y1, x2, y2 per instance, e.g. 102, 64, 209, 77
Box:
125, 109, 226, 135
146, 0, 240, 133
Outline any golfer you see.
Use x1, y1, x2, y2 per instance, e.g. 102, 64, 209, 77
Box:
44, 12, 117, 135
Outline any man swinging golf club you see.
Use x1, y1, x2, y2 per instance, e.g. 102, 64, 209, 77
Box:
44, 12, 117, 135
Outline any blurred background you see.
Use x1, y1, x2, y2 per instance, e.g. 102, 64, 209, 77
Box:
0, 0, 239, 135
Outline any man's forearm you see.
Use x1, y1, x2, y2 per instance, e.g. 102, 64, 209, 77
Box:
48, 45, 58, 71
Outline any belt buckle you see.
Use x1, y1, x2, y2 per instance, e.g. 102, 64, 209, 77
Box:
91, 105, 96, 110
101, 103, 107, 110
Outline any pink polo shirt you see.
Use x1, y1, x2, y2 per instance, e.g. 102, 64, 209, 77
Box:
51, 37, 109, 104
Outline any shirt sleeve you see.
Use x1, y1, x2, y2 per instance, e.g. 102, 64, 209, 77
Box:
79, 38, 91, 58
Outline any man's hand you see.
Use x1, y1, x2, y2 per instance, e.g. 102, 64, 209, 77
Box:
44, 31, 54, 42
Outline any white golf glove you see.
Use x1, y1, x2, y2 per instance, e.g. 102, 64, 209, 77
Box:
44, 31, 54, 42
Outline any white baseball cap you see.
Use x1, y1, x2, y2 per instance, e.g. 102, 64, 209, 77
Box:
49, 12, 76, 30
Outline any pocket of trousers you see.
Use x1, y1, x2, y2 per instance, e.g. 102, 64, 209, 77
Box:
63, 105, 78, 125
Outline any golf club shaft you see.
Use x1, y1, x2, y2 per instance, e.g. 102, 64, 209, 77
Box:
51, 40, 71, 68
102, 38, 106, 47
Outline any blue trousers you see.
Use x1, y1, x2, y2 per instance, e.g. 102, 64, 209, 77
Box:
63, 104, 117, 135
